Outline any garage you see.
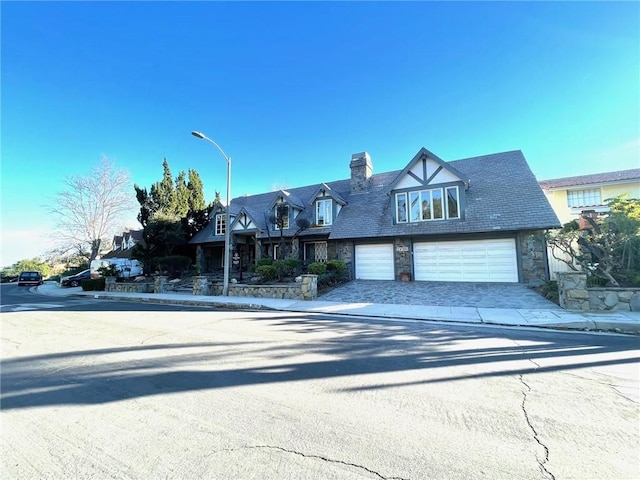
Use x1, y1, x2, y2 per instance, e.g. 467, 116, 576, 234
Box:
355, 244, 395, 280
413, 239, 518, 282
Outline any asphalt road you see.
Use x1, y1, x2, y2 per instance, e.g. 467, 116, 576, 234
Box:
1, 287, 639, 479
0, 283, 216, 313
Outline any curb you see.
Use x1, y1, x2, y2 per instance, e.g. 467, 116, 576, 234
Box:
88, 293, 640, 336
35, 284, 640, 336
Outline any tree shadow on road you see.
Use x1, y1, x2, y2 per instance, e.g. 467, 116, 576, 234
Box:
2, 312, 638, 410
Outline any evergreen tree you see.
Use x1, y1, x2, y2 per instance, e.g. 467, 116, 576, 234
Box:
187, 169, 206, 211
174, 171, 190, 218
134, 184, 159, 227
150, 158, 176, 217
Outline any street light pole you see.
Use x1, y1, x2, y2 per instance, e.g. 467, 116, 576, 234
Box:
191, 130, 231, 296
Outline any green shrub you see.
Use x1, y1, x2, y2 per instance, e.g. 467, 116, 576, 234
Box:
157, 255, 192, 278
273, 259, 300, 280
307, 262, 327, 275
256, 258, 274, 267
81, 278, 105, 291
98, 263, 118, 277
326, 260, 346, 275
317, 271, 349, 291
256, 265, 277, 282
534, 280, 559, 304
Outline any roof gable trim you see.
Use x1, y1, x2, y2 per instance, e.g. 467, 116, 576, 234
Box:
387, 148, 470, 194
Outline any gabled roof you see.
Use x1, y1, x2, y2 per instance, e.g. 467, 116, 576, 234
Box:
329, 150, 559, 240
386, 147, 470, 193
229, 206, 261, 231
190, 148, 560, 245
539, 169, 640, 190
308, 183, 347, 206
124, 230, 144, 243
267, 189, 306, 210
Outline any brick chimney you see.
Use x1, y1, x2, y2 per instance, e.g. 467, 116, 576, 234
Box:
579, 210, 598, 230
350, 152, 372, 193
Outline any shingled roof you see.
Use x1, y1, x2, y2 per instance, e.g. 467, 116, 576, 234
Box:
539, 169, 640, 190
330, 150, 560, 239
191, 148, 560, 244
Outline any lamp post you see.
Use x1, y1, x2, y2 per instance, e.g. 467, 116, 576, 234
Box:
191, 130, 231, 296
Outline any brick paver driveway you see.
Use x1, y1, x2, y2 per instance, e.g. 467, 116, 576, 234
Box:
319, 280, 560, 309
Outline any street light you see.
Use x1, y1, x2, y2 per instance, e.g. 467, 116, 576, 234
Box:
191, 130, 231, 296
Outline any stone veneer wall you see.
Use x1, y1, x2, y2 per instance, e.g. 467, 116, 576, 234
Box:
337, 241, 355, 279
394, 237, 412, 281
557, 272, 640, 312
518, 231, 548, 285
105, 277, 153, 293
193, 274, 318, 301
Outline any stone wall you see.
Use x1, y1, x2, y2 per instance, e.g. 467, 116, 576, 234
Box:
337, 241, 355, 278
194, 274, 318, 301
105, 277, 153, 293
394, 237, 412, 281
557, 272, 640, 312
518, 230, 548, 285
588, 288, 640, 312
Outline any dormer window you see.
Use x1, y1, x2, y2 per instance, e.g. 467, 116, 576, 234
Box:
215, 213, 226, 235
396, 186, 460, 223
316, 199, 332, 226
274, 204, 290, 229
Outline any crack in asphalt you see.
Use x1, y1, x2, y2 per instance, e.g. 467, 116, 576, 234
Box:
519, 359, 556, 480
211, 445, 410, 480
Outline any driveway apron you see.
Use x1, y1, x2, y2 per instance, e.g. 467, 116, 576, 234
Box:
319, 280, 560, 309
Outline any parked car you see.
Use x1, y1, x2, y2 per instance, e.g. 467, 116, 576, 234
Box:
17, 271, 43, 287
60, 269, 91, 287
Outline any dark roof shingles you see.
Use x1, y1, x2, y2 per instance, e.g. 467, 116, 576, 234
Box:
191, 149, 560, 244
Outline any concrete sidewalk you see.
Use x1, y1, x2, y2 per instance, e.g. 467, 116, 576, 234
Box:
37, 282, 640, 335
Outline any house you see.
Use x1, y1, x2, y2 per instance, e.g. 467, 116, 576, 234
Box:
539, 169, 640, 226
101, 229, 144, 260
539, 168, 640, 279
190, 148, 560, 284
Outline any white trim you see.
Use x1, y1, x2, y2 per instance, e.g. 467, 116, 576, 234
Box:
316, 199, 332, 226
215, 214, 226, 236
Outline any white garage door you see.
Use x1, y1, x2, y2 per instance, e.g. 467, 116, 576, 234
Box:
355, 244, 395, 280
414, 239, 518, 282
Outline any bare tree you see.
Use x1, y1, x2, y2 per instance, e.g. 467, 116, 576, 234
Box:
48, 157, 136, 262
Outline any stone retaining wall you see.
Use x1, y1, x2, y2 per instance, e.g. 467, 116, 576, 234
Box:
557, 272, 640, 312
106, 275, 318, 300
105, 277, 153, 293
193, 274, 318, 301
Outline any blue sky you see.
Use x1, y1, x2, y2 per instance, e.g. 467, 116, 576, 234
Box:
1, 1, 638, 267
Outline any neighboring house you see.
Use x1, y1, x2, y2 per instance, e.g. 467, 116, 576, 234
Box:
539, 169, 640, 226
102, 229, 144, 260
190, 148, 560, 284
539, 168, 640, 279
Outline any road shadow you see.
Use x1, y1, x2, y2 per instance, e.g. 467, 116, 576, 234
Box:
2, 312, 638, 410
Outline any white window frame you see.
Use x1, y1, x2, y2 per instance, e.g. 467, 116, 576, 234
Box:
396, 192, 408, 223
445, 186, 460, 219
215, 213, 226, 236
274, 205, 290, 230
316, 199, 332, 226
397, 186, 459, 223
567, 188, 602, 208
